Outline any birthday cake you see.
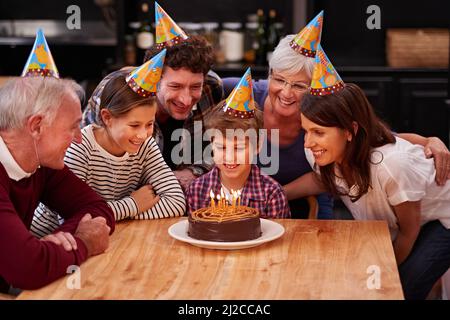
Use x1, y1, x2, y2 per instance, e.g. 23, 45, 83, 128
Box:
188, 206, 261, 242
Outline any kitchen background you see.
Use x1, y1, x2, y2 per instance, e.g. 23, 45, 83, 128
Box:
0, 0, 449, 144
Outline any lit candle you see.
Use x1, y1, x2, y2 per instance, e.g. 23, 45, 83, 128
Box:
210, 190, 215, 209
216, 194, 221, 208
237, 190, 241, 207
220, 188, 225, 207
231, 189, 235, 208
225, 194, 229, 213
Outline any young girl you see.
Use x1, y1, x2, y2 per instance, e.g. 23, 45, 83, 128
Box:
300, 45, 450, 300
32, 50, 186, 237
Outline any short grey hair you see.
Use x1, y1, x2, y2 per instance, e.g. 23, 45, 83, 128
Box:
268, 34, 315, 78
0, 77, 84, 130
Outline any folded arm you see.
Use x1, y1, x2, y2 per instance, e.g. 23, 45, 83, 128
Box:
41, 166, 115, 235
0, 187, 88, 290
134, 138, 186, 219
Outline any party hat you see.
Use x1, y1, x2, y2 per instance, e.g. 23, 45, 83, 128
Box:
126, 49, 166, 97
154, 2, 188, 49
22, 28, 59, 78
310, 44, 344, 96
290, 11, 324, 58
222, 68, 256, 119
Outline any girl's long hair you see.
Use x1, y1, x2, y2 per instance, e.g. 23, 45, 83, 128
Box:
301, 83, 395, 201
98, 70, 156, 125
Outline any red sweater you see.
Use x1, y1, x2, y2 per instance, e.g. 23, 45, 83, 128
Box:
0, 164, 115, 292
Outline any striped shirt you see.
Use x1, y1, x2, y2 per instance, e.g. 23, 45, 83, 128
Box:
31, 124, 186, 237
186, 165, 291, 219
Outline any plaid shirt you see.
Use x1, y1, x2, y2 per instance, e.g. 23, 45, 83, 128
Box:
82, 69, 224, 175
186, 165, 291, 218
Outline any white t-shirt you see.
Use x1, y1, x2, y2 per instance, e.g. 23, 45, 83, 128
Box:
306, 137, 450, 239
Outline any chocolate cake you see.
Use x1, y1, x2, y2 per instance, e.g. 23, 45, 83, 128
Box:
188, 206, 261, 242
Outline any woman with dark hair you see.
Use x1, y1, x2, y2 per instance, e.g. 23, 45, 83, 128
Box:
224, 14, 450, 219
300, 45, 450, 300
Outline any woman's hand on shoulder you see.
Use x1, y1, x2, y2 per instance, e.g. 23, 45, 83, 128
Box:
397, 133, 450, 186
423, 137, 450, 186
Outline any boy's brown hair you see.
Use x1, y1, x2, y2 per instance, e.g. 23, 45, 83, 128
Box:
204, 101, 263, 134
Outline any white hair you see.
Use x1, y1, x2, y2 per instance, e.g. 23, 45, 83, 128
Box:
268, 34, 315, 78
0, 77, 84, 130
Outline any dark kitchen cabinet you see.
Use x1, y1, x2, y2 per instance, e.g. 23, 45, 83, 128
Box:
398, 78, 448, 143
342, 68, 449, 145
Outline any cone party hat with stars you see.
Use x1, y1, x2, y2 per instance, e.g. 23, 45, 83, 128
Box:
222, 67, 256, 119
126, 49, 166, 97
154, 2, 188, 49
289, 11, 324, 58
310, 44, 345, 96
22, 28, 59, 78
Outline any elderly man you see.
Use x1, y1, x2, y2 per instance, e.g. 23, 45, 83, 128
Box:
0, 76, 115, 293
83, 35, 223, 190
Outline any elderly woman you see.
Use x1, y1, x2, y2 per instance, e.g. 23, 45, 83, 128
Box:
223, 34, 450, 219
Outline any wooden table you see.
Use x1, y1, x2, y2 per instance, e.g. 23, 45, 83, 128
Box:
18, 218, 404, 300
0, 77, 11, 87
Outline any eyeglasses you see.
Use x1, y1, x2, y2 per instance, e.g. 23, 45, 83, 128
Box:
269, 74, 309, 93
